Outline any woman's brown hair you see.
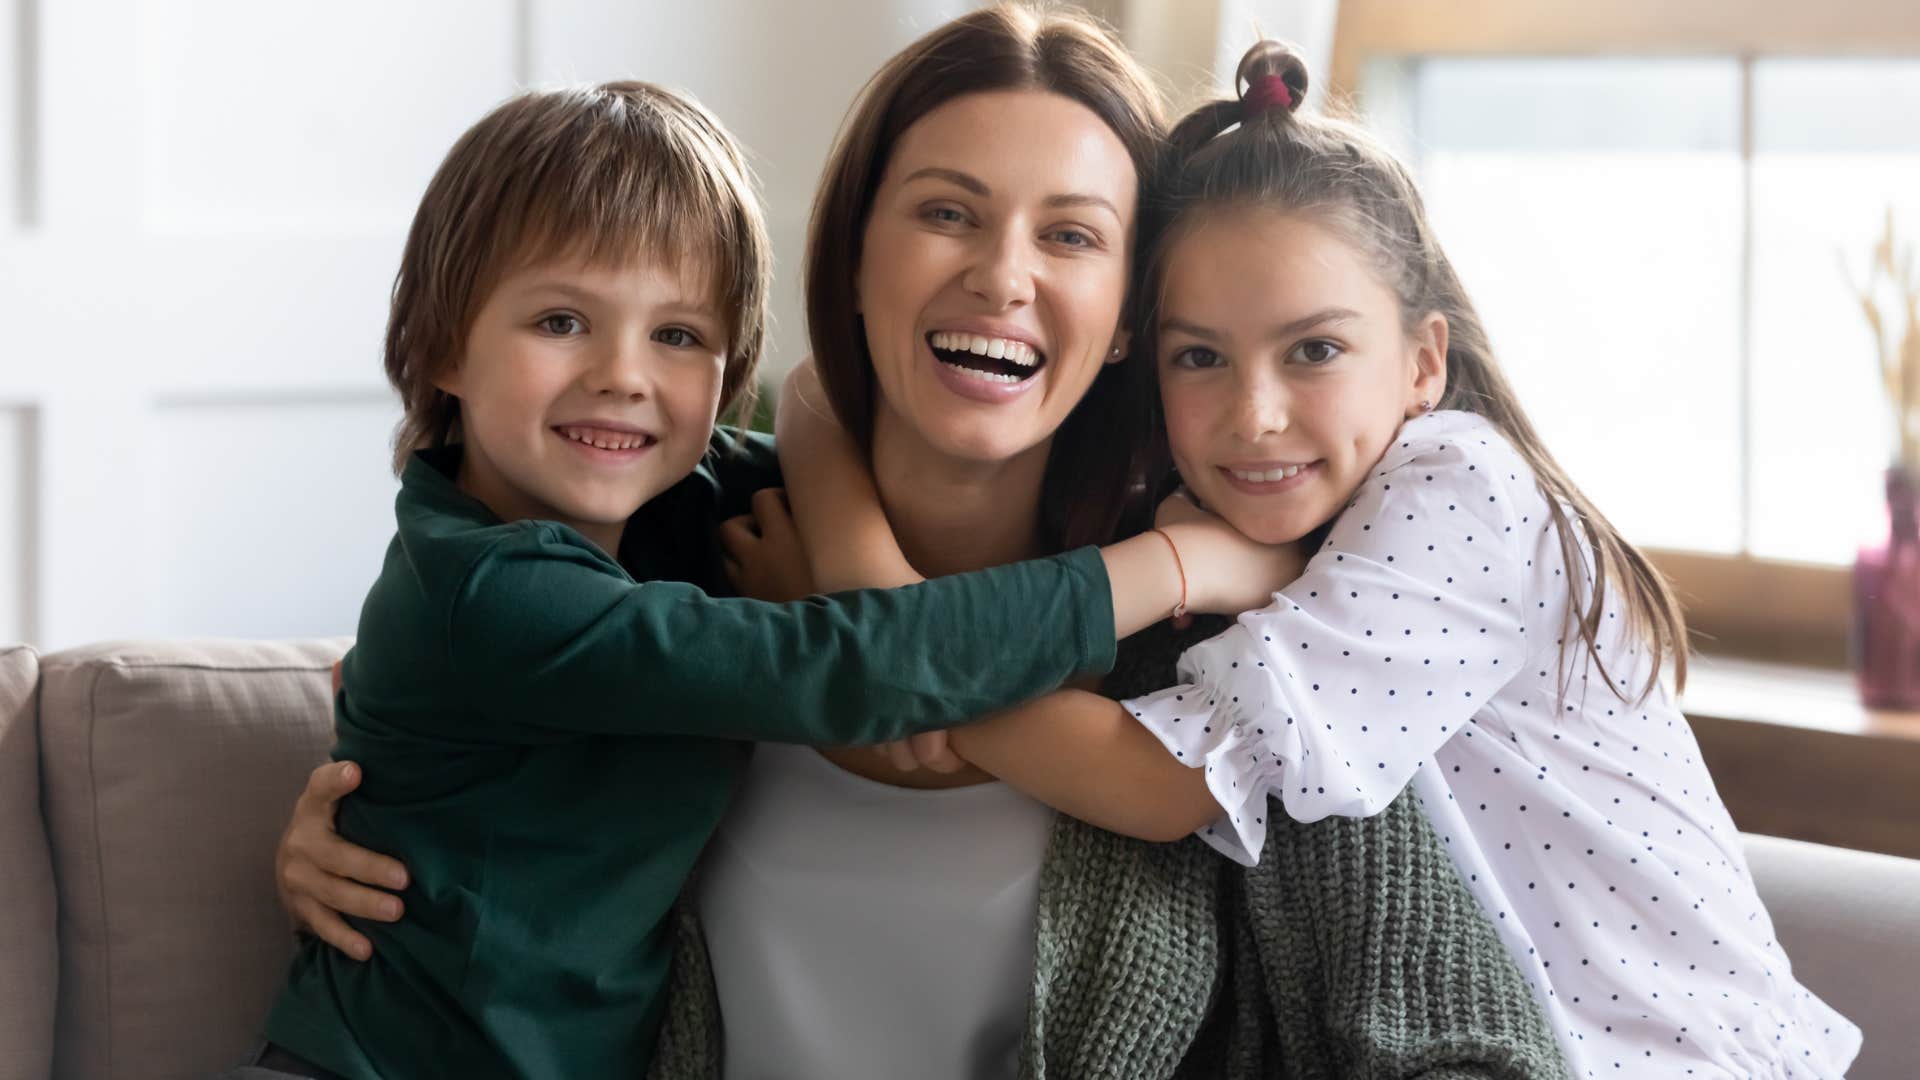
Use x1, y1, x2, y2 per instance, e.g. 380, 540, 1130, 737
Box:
805, 3, 1167, 549
1142, 41, 1688, 700
385, 80, 771, 473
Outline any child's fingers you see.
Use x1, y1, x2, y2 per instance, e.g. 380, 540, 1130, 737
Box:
296, 761, 360, 818
299, 902, 375, 962
747, 488, 802, 551
316, 871, 405, 923
883, 738, 920, 772
316, 834, 409, 891
909, 730, 966, 773
716, 515, 760, 564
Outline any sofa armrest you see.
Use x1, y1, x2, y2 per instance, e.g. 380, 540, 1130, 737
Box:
1743, 831, 1920, 1080
38, 638, 347, 1080
2, 644, 55, 1080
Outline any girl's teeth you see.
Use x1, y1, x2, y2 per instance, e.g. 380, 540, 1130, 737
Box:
950, 365, 1024, 385
1230, 464, 1305, 482
930, 331, 1039, 367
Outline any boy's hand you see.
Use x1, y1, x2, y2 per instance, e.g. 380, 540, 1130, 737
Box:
276, 761, 410, 962
1156, 489, 1307, 617
719, 487, 816, 602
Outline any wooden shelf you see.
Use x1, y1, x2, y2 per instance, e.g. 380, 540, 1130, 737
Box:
1682, 656, 1920, 859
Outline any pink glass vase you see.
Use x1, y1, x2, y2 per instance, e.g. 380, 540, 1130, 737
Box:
1854, 467, 1920, 709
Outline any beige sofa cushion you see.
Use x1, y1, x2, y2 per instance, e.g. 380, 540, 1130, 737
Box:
1745, 832, 1920, 1080
1, 644, 55, 1080
38, 639, 345, 1080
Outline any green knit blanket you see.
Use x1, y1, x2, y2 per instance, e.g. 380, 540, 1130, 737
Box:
649, 617, 1568, 1079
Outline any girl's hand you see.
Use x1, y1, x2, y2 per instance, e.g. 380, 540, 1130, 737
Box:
1155, 489, 1307, 616
719, 487, 817, 602
275, 761, 410, 962
872, 729, 969, 773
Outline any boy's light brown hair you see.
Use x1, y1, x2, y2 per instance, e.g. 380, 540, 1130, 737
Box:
385, 80, 771, 473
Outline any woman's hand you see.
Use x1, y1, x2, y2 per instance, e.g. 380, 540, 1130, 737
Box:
719, 487, 817, 602
275, 760, 410, 962
1156, 489, 1307, 616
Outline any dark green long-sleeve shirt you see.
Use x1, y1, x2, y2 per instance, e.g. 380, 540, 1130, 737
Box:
264, 430, 1117, 1079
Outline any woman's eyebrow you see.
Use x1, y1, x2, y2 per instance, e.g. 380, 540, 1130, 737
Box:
902, 166, 989, 195
903, 167, 1121, 219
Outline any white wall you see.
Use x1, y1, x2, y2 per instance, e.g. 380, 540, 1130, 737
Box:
0, 0, 1332, 649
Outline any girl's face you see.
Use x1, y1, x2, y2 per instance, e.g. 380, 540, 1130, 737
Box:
855, 89, 1136, 468
1157, 207, 1447, 544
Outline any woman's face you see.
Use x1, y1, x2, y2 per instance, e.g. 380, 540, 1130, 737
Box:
855, 89, 1137, 467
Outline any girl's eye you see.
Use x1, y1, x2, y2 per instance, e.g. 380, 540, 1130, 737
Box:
924, 206, 968, 226
1172, 346, 1226, 370
538, 313, 584, 336
654, 326, 701, 348
1294, 339, 1343, 365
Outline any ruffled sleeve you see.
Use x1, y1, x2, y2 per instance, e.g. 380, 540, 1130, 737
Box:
1124, 413, 1536, 865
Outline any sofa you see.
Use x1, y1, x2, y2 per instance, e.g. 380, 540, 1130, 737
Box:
2, 638, 1917, 1080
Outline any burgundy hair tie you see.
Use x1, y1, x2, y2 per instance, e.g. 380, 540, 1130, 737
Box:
1243, 73, 1294, 118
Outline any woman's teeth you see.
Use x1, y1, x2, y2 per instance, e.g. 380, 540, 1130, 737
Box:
1229, 464, 1306, 482
558, 426, 654, 451
929, 330, 1040, 368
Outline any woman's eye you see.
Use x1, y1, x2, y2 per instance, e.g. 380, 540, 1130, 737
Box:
1173, 347, 1225, 370
1295, 339, 1342, 365
1047, 228, 1095, 248
655, 327, 701, 348
538, 313, 583, 336
925, 206, 968, 225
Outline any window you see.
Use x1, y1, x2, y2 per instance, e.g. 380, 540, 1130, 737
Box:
1332, 0, 1920, 663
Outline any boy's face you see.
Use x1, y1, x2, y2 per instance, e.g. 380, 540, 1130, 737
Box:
436, 253, 730, 553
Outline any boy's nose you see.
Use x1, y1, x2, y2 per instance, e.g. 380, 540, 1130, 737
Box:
962, 231, 1037, 309
589, 340, 652, 400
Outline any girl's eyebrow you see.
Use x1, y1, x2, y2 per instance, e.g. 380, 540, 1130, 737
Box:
1161, 307, 1362, 342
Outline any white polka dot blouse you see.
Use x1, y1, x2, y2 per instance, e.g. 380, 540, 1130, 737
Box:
1124, 411, 1861, 1078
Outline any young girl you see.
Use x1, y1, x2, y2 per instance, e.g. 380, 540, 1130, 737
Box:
1102, 42, 1859, 1080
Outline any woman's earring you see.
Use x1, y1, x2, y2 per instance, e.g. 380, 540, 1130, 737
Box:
1110, 345, 1123, 359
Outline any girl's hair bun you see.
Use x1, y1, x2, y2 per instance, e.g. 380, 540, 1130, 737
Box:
1236, 39, 1309, 118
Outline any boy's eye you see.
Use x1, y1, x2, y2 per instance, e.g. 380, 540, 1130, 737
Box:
1294, 339, 1342, 365
1172, 346, 1226, 370
654, 326, 702, 348
538, 313, 584, 336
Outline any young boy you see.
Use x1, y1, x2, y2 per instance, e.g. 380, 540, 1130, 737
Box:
242, 81, 1247, 1079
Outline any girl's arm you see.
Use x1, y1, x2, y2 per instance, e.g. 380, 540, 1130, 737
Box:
948, 691, 1222, 842
774, 360, 922, 592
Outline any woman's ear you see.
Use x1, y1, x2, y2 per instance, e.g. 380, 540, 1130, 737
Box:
1406, 311, 1448, 416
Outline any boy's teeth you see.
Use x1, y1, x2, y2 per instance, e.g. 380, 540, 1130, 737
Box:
930, 330, 1039, 367
560, 426, 651, 451
1230, 464, 1304, 482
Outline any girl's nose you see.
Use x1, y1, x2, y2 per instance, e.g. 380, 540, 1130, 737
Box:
1234, 366, 1289, 440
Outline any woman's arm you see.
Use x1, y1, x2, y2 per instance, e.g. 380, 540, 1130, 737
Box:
275, 760, 409, 960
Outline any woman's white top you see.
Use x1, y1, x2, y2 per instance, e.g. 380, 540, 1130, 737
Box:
694, 742, 1054, 1080
1124, 411, 1861, 1080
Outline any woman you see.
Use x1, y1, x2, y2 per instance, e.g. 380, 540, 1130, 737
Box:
278, 7, 1567, 1078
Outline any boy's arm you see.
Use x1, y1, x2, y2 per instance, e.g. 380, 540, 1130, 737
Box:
450, 529, 1120, 747
773, 360, 922, 591
947, 692, 1220, 842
